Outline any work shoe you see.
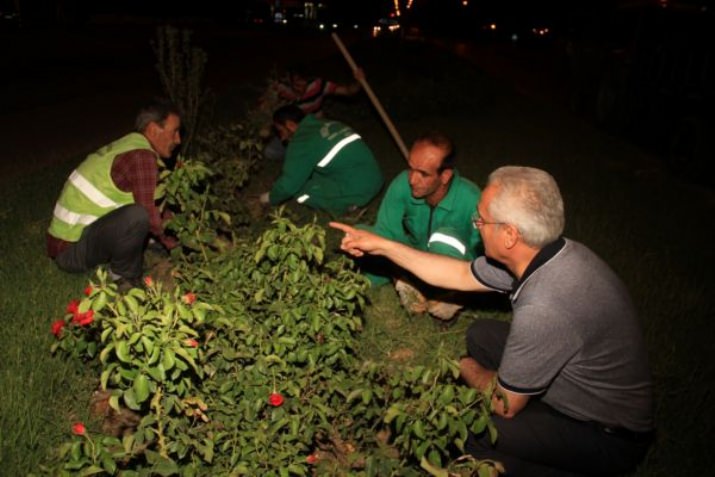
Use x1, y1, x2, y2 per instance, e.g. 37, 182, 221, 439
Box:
342, 205, 369, 223
427, 300, 463, 330
427, 300, 463, 321
116, 276, 144, 294
394, 279, 428, 314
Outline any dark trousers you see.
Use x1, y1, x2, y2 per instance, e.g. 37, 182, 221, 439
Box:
54, 204, 149, 280
465, 319, 652, 477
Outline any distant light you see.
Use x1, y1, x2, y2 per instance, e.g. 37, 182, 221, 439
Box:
511, 33, 519, 43
462, 0, 468, 6
282, 19, 287, 24
332, 23, 338, 29
353, 24, 359, 29
319, 23, 325, 30
490, 23, 497, 30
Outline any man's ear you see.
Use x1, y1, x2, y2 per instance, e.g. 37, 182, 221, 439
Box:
504, 225, 520, 249
144, 121, 160, 139
440, 168, 454, 185
286, 120, 299, 133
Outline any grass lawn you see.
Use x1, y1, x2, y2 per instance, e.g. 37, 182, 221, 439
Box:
1, 32, 713, 475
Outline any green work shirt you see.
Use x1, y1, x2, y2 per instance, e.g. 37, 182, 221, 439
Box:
269, 114, 384, 216
372, 169, 482, 260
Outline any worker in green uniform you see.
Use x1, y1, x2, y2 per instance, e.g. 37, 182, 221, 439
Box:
362, 131, 482, 323
259, 105, 384, 217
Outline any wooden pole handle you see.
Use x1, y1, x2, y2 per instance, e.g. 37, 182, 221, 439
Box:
331, 33, 409, 160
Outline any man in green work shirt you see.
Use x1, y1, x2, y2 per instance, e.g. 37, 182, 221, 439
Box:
259, 105, 384, 217
364, 131, 482, 323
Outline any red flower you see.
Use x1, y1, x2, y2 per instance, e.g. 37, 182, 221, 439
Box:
72, 422, 86, 436
306, 453, 319, 464
182, 292, 197, 305
73, 310, 94, 327
84, 285, 94, 296
268, 392, 284, 407
51, 319, 66, 337
66, 299, 80, 315
144, 276, 154, 287
184, 338, 199, 348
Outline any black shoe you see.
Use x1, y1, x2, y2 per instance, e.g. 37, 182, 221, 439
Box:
116, 276, 144, 293
147, 238, 169, 256
432, 314, 460, 332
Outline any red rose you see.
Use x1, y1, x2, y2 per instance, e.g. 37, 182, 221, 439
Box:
268, 392, 284, 407
84, 285, 94, 296
182, 292, 197, 305
66, 299, 80, 315
306, 453, 318, 464
72, 422, 86, 436
74, 310, 94, 327
185, 338, 199, 348
144, 276, 154, 287
51, 319, 66, 337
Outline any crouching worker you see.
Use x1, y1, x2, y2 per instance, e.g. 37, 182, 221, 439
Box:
259, 105, 384, 217
47, 98, 181, 290
360, 131, 482, 325
331, 166, 654, 476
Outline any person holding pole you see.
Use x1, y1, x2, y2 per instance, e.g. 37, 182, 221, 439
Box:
261, 64, 366, 162
330, 166, 654, 476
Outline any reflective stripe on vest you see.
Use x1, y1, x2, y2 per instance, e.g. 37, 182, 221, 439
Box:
316, 133, 360, 168
428, 232, 467, 256
69, 170, 120, 208
53, 203, 99, 226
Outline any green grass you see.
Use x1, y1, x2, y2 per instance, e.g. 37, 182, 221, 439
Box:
0, 160, 99, 474
1, 35, 713, 476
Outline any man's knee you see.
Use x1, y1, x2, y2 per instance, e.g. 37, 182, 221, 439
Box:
466, 319, 495, 349
465, 319, 509, 370
119, 205, 150, 234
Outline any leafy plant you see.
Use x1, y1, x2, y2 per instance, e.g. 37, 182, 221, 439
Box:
152, 25, 210, 156
193, 121, 263, 225
155, 157, 232, 258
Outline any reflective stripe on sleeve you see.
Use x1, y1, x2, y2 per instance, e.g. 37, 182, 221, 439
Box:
316, 134, 361, 167
53, 203, 99, 226
428, 232, 467, 256
296, 194, 310, 203
69, 170, 119, 208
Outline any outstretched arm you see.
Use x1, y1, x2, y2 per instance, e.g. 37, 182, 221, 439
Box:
330, 221, 489, 292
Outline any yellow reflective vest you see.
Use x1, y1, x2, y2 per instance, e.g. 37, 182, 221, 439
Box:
48, 133, 156, 242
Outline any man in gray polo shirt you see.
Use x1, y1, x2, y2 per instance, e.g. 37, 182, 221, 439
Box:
330, 166, 653, 476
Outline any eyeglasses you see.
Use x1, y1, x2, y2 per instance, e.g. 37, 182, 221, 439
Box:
472, 210, 505, 229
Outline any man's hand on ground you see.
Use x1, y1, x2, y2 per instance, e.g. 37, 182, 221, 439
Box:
160, 235, 180, 250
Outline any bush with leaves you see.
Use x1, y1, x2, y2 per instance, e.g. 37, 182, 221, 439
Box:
155, 158, 233, 258
46, 212, 500, 475
193, 121, 263, 226
152, 25, 210, 156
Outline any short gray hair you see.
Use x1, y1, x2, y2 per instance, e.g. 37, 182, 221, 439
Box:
487, 166, 564, 247
134, 98, 180, 133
